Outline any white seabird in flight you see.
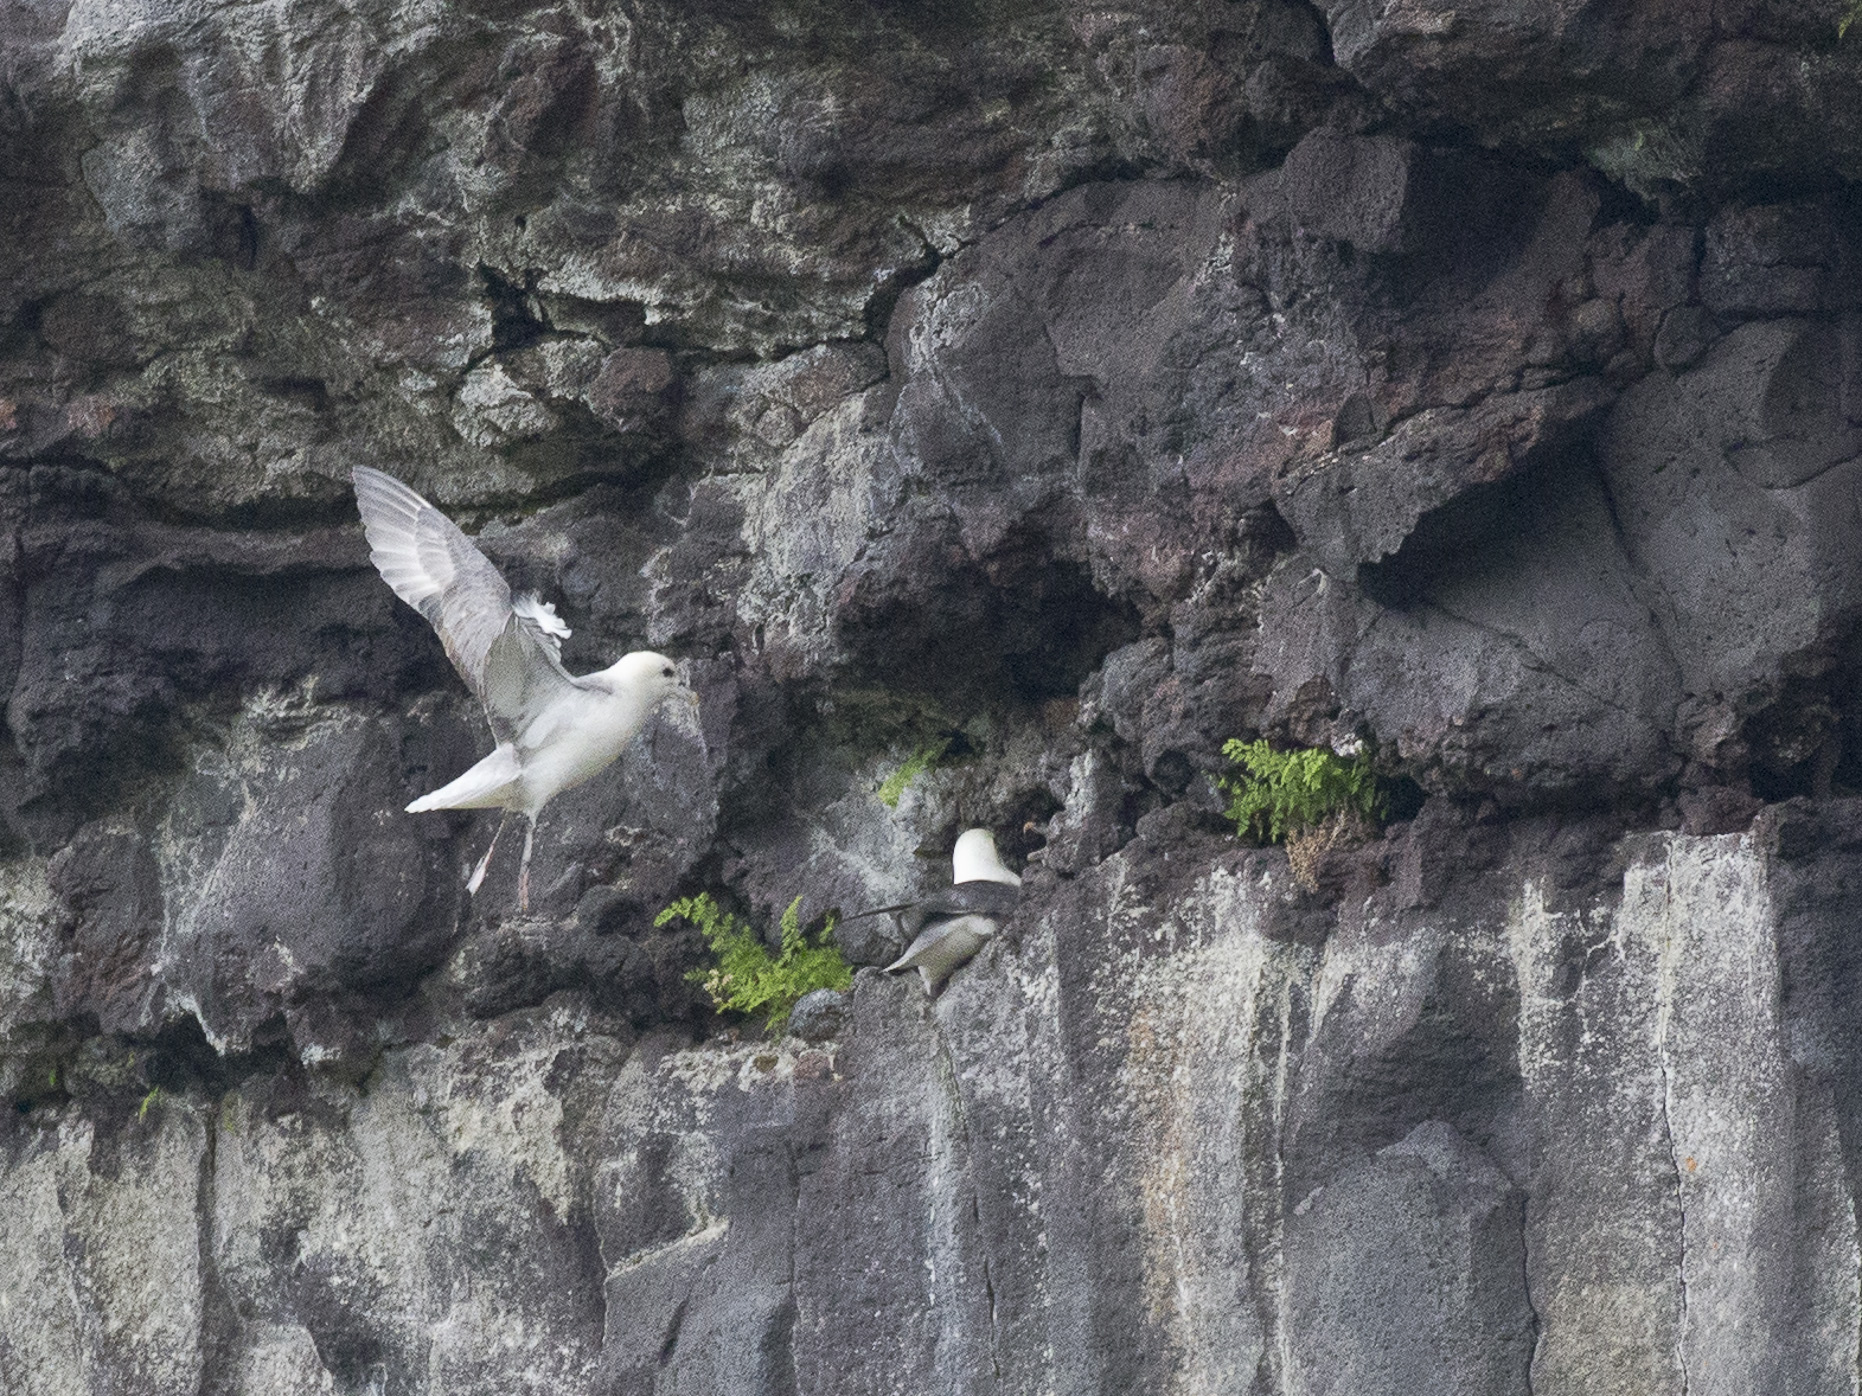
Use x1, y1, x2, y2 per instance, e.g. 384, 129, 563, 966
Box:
352, 466, 694, 911
860, 828, 1022, 994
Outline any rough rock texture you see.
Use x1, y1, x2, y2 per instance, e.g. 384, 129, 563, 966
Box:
5, 0, 1862, 1391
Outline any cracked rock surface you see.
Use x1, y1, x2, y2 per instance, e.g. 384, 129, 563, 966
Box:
5, 0, 1862, 1391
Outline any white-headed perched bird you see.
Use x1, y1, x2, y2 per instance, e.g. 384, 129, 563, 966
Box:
858, 829, 1022, 994
352, 466, 695, 911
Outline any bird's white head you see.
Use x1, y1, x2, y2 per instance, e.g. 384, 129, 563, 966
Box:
952, 828, 1020, 887
598, 651, 695, 707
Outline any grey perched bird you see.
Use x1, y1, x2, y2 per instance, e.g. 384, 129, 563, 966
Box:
352, 466, 695, 911
855, 829, 1022, 994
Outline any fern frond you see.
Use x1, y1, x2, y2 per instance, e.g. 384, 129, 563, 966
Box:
1219, 739, 1384, 844
663, 893, 853, 1034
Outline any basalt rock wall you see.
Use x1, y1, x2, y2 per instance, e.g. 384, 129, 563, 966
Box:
4, 1, 1862, 1392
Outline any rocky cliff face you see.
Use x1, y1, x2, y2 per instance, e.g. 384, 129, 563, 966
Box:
5, 1, 1862, 1391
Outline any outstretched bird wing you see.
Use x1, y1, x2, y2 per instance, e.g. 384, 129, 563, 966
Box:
352, 466, 578, 744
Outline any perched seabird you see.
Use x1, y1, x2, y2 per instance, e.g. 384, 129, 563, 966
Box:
352, 466, 694, 910
858, 829, 1022, 994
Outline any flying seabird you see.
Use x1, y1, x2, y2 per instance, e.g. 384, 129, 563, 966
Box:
855, 829, 1022, 994
352, 466, 694, 911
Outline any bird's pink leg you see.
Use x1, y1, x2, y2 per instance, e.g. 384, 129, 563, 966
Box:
467, 811, 510, 896
517, 817, 536, 914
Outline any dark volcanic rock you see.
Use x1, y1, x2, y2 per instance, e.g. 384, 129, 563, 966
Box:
785, 987, 850, 1043
6, 0, 1862, 1391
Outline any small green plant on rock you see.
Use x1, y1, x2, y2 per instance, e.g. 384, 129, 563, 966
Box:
661, 893, 852, 1034
877, 738, 951, 808
1219, 739, 1384, 844
1843, 0, 1862, 38
1221, 739, 1387, 893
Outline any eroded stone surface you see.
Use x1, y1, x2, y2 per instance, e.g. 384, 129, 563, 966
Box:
6, 0, 1862, 1390
12, 820, 1862, 1394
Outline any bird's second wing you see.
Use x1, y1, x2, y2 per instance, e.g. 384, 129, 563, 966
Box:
478, 611, 583, 746
353, 466, 577, 742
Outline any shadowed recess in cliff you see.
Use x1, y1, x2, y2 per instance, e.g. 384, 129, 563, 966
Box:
835, 530, 1142, 705
12, 1014, 296, 1120
1743, 641, 1862, 803
1354, 448, 1610, 613
1282, 938, 1524, 1202
1304, 138, 1552, 292
1307, 437, 1684, 804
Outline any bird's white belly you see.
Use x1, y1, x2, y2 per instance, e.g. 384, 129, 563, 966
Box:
515, 688, 652, 810
890, 913, 998, 992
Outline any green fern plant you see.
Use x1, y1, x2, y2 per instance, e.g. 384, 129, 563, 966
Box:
660, 893, 852, 1034
1219, 739, 1384, 844
1843, 0, 1862, 38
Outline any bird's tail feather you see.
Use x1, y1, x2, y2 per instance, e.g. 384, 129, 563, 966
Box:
407, 745, 521, 812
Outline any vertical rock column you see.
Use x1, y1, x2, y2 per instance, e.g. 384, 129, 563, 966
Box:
1515, 833, 1861, 1396
0, 1107, 208, 1394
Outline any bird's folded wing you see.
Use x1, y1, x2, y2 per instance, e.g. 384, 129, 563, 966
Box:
918, 881, 1021, 918
847, 881, 1021, 923
353, 466, 578, 743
